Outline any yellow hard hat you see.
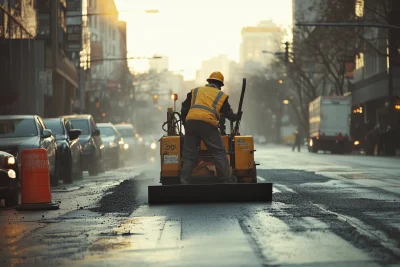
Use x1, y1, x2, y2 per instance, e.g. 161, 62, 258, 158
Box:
207, 71, 224, 85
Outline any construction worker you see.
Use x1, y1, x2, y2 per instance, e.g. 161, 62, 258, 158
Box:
180, 71, 242, 184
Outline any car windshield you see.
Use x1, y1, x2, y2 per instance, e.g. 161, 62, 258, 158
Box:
0, 118, 38, 138
98, 126, 115, 137
69, 119, 90, 135
44, 120, 64, 136
116, 128, 134, 138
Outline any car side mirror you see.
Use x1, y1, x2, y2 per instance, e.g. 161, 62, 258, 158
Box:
93, 129, 100, 136
68, 129, 81, 140
42, 129, 52, 138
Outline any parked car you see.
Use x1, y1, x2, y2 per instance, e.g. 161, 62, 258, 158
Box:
97, 123, 124, 169
114, 123, 136, 158
0, 115, 58, 185
44, 118, 83, 184
61, 115, 105, 176
0, 151, 18, 206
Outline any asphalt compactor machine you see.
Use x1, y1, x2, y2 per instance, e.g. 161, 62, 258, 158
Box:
148, 78, 273, 204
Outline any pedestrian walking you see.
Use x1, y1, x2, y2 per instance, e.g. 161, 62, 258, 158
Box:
292, 128, 301, 152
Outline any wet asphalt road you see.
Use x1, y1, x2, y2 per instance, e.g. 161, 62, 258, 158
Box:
1, 145, 400, 267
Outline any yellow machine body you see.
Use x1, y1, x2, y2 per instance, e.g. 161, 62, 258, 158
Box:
160, 134, 257, 185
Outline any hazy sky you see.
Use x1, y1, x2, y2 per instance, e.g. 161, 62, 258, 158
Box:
114, 0, 292, 80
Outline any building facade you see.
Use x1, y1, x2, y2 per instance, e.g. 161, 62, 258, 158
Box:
195, 54, 232, 87
0, 0, 41, 115
0, 0, 79, 117
85, 0, 132, 123
36, 0, 80, 117
349, 0, 400, 153
240, 20, 283, 73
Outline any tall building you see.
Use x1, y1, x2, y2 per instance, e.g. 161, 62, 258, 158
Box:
87, 0, 122, 88
85, 0, 132, 122
239, 20, 283, 72
195, 54, 232, 86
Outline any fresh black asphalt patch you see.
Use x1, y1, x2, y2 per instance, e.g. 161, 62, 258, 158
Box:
258, 169, 400, 265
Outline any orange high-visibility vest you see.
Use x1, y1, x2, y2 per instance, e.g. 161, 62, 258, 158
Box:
186, 86, 228, 127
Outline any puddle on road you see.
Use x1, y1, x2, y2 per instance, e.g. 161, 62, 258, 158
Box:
88, 216, 168, 253
89, 237, 130, 252
67, 216, 183, 266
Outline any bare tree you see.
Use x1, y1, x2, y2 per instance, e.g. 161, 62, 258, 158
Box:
284, 0, 364, 133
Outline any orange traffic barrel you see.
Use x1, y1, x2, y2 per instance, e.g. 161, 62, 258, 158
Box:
16, 148, 59, 211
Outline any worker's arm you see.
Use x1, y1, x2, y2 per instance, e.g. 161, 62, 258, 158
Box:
220, 97, 242, 122
180, 92, 192, 125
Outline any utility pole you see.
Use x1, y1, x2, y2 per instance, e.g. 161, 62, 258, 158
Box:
387, 0, 400, 128
284, 41, 289, 63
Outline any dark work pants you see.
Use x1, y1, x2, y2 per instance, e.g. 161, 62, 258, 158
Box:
180, 120, 233, 183
292, 142, 300, 152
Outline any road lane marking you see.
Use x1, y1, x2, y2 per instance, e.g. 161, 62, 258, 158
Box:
257, 176, 296, 193
272, 187, 281, 193
158, 220, 181, 249
274, 184, 297, 194
257, 175, 281, 193
313, 203, 400, 256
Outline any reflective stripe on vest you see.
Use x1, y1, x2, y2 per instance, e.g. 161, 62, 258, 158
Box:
190, 87, 225, 120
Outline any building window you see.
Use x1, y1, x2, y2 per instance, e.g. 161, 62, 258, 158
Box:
355, 0, 364, 18
356, 53, 364, 69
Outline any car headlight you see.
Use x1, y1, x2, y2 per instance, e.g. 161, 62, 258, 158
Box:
150, 142, 157, 150
109, 141, 116, 147
8, 169, 16, 179
124, 143, 129, 150
354, 140, 360, 146
6, 156, 16, 165
118, 140, 124, 145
